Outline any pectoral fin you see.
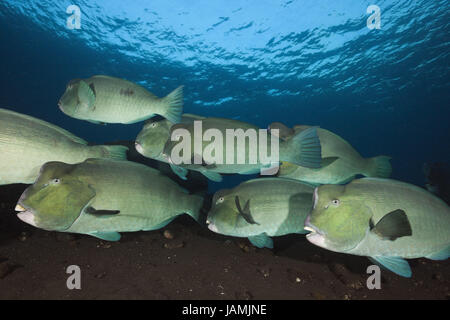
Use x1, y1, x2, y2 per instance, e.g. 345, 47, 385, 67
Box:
369, 256, 412, 278
370, 209, 412, 241
248, 233, 273, 249
88, 232, 121, 242
85, 206, 120, 218
170, 164, 188, 180
235, 196, 259, 225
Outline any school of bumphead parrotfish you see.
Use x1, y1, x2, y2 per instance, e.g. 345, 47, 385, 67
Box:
1, 75, 449, 278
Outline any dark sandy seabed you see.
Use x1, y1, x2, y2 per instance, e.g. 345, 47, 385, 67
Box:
0, 185, 448, 300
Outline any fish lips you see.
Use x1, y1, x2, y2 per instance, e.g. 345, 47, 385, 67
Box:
207, 223, 219, 233
15, 203, 38, 227
205, 216, 219, 233
135, 142, 144, 154
304, 215, 327, 248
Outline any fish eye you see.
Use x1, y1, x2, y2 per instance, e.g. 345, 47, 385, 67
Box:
324, 199, 340, 209
150, 122, 157, 128
216, 197, 225, 204
52, 178, 61, 184
331, 199, 340, 206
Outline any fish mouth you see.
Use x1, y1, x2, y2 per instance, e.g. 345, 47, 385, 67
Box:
57, 101, 64, 112
15, 203, 37, 227
135, 142, 144, 154
304, 215, 327, 248
304, 215, 323, 235
15, 204, 26, 212
207, 223, 218, 233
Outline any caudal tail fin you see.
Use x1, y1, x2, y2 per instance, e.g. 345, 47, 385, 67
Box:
283, 127, 322, 169
93, 145, 129, 161
363, 156, 392, 178
160, 85, 183, 124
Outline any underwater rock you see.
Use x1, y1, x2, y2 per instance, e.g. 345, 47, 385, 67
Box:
237, 241, 256, 253
96, 242, 112, 249
163, 241, 185, 249
257, 266, 271, 278
18, 231, 29, 242
163, 229, 175, 240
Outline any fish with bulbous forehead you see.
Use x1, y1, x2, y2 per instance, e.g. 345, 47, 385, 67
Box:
305, 178, 450, 277
134, 114, 220, 181
58, 75, 183, 124
0, 108, 127, 185
207, 177, 315, 249
160, 117, 322, 182
15, 159, 203, 241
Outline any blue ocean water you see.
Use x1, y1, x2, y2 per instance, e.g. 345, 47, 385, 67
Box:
0, 0, 449, 189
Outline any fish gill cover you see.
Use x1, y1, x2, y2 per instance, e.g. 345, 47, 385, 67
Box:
0, 0, 449, 189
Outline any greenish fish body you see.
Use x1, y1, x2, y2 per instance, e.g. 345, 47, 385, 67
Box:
59, 75, 183, 124
15, 159, 203, 241
207, 178, 314, 248
134, 114, 221, 181
274, 123, 392, 185
162, 117, 322, 180
306, 178, 450, 277
0, 108, 127, 185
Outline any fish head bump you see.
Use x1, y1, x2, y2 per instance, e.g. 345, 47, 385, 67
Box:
305, 184, 372, 252
15, 162, 96, 231
207, 190, 255, 236
59, 79, 95, 117
135, 118, 173, 158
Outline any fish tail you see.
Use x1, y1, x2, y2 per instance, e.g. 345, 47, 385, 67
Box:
92, 145, 129, 160
282, 127, 322, 169
160, 85, 183, 123
363, 156, 392, 178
